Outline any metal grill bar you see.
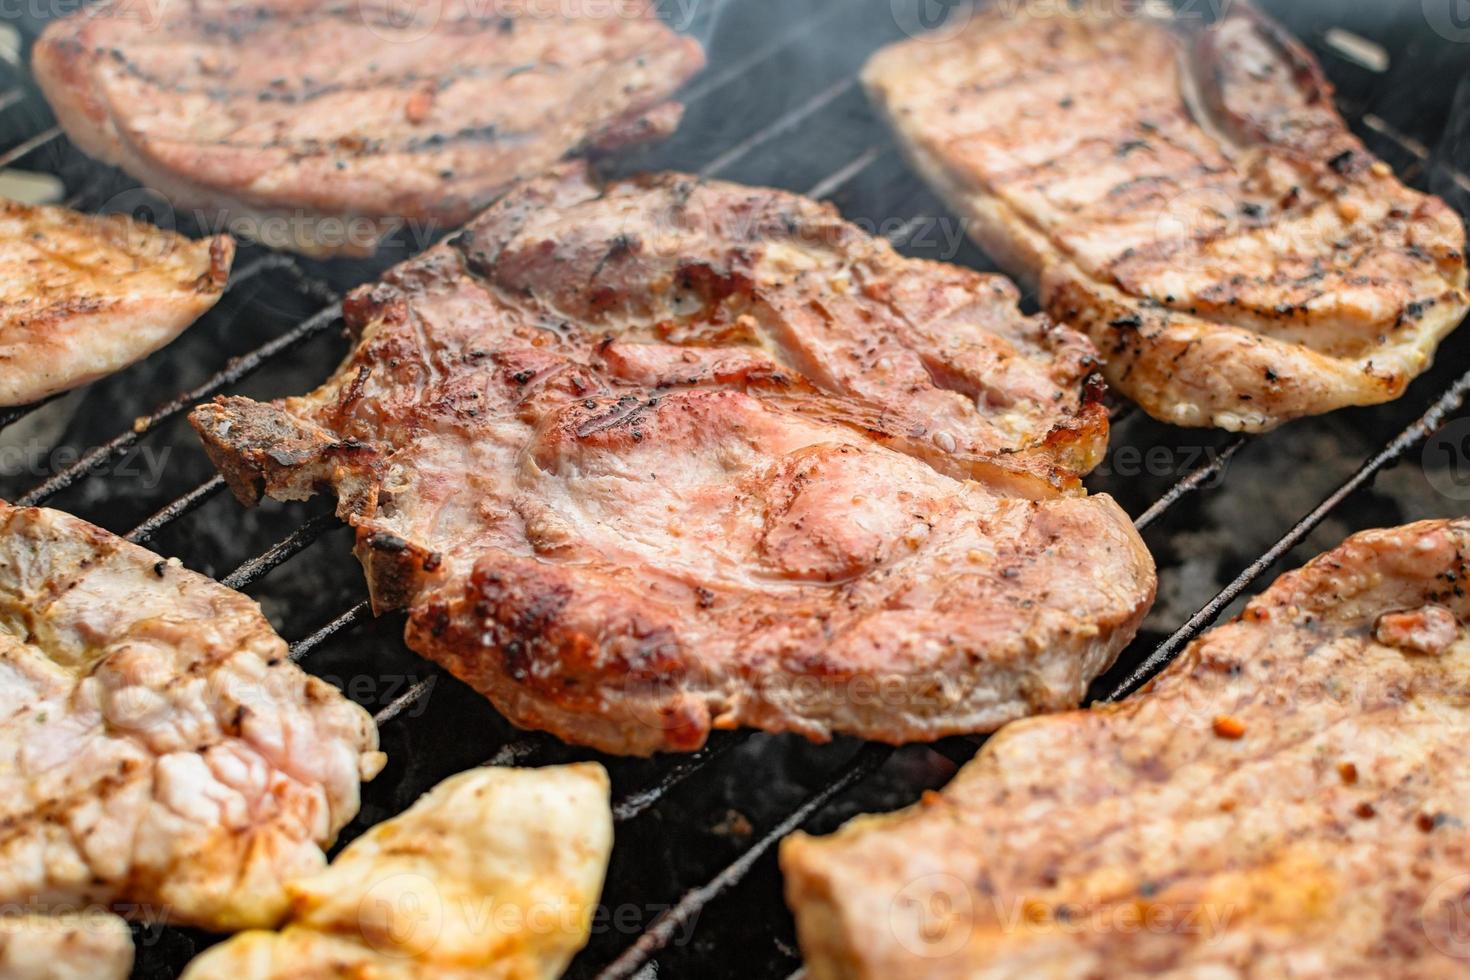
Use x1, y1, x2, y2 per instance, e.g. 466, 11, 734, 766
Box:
0, 124, 58, 168
220, 513, 342, 591
289, 600, 371, 661
595, 743, 893, 980
1134, 435, 1249, 531
699, 77, 857, 178
677, 1, 844, 105
1106, 365, 1470, 702
125, 476, 226, 543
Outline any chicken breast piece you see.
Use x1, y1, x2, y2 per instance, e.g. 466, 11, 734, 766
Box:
783, 518, 1470, 978
0, 198, 233, 407
0, 502, 384, 932
864, 1, 1469, 431
32, 0, 704, 257
0, 912, 133, 980
190, 166, 1156, 755
181, 763, 612, 980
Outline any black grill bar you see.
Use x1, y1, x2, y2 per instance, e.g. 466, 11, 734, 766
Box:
612, 732, 753, 822
288, 600, 371, 662
1105, 365, 1470, 703
595, 743, 893, 980
220, 513, 342, 591
1133, 435, 1249, 532
125, 476, 226, 544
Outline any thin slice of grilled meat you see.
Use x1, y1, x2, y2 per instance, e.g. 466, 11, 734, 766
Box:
784, 518, 1470, 978
190, 166, 1155, 756
0, 502, 384, 932
181, 763, 612, 980
0, 913, 134, 980
864, 1, 1469, 431
0, 198, 233, 406
33, 0, 704, 257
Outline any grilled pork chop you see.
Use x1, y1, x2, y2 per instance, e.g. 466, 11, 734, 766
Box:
0, 913, 133, 980
864, 2, 1470, 431
0, 502, 384, 932
182, 763, 612, 980
0, 199, 232, 406
784, 518, 1470, 978
33, 0, 704, 257
190, 166, 1155, 756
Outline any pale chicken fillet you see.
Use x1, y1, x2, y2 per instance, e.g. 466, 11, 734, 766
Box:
182, 763, 612, 980
0, 502, 384, 933
864, 1, 1469, 431
0, 198, 233, 407
783, 518, 1470, 978
32, 0, 704, 257
190, 166, 1156, 756
0, 912, 133, 980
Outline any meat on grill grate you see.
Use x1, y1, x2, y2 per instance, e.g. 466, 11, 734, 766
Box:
0, 199, 233, 407
0, 912, 133, 980
783, 518, 1470, 978
31, 0, 705, 257
864, 1, 1470, 432
190, 164, 1155, 756
181, 764, 612, 980
0, 503, 383, 933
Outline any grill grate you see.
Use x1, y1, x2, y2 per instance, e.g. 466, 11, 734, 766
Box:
1, 1, 1468, 977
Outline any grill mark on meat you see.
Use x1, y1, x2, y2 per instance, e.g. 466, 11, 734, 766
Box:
783, 519, 1470, 978
864, 1, 1469, 431
33, 0, 704, 256
190, 165, 1155, 755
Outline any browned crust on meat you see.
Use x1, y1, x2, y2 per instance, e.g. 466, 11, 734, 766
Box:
784, 518, 1470, 977
0, 199, 234, 406
863, 1, 1470, 431
188, 167, 1157, 755
32, 0, 705, 257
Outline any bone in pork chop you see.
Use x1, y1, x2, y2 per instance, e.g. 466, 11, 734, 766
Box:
0, 198, 233, 406
32, 0, 705, 257
0, 502, 383, 933
783, 519, 1470, 978
190, 166, 1155, 756
864, 1, 1469, 431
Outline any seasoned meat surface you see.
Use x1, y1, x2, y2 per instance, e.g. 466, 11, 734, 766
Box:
0, 913, 133, 980
190, 167, 1155, 755
33, 0, 704, 257
0, 199, 233, 406
0, 503, 384, 932
182, 763, 612, 979
783, 519, 1470, 978
864, 2, 1469, 431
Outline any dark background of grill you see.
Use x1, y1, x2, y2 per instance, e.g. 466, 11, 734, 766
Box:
1, 0, 1469, 976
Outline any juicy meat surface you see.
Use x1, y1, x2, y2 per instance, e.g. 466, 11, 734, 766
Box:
864, 2, 1469, 431
783, 519, 1470, 978
0, 913, 133, 980
190, 166, 1155, 755
182, 763, 612, 979
0, 199, 233, 406
0, 502, 384, 932
32, 0, 704, 257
